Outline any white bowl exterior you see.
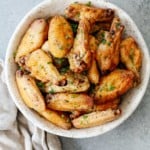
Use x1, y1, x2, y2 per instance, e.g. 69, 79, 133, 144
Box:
5, 0, 150, 138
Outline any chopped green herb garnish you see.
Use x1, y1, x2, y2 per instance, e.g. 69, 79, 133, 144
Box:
18, 65, 23, 70
49, 88, 55, 94
107, 41, 111, 46
36, 81, 45, 89
101, 39, 107, 44
108, 85, 115, 91
89, 84, 95, 94
71, 94, 79, 98
86, 1, 92, 7
116, 23, 121, 29
83, 115, 88, 119
65, 100, 69, 103
129, 48, 134, 63
47, 61, 51, 64
70, 22, 78, 33
60, 66, 69, 74
40, 65, 44, 69
68, 80, 74, 85
101, 32, 105, 38
73, 88, 77, 92
80, 121, 83, 125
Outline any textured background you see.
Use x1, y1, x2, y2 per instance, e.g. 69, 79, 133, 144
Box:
0, 0, 150, 150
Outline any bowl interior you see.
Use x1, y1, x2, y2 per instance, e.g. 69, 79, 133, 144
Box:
5, 0, 150, 138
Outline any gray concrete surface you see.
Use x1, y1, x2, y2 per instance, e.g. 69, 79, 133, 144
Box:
0, 0, 150, 150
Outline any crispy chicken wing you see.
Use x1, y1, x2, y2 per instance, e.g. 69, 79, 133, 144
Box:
15, 19, 48, 63
25, 49, 66, 85
48, 16, 74, 58
44, 72, 90, 93
96, 17, 124, 74
68, 19, 91, 73
46, 93, 93, 112
72, 109, 121, 129
88, 36, 100, 84
40, 109, 72, 129
16, 71, 46, 112
120, 37, 142, 82
96, 30, 113, 74
94, 69, 134, 103
65, 3, 114, 24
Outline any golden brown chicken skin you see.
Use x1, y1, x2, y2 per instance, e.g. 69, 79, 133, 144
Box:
16, 71, 46, 112
44, 72, 90, 93
25, 49, 66, 85
88, 36, 100, 84
72, 109, 121, 129
96, 17, 124, 74
110, 17, 124, 69
48, 16, 74, 58
15, 19, 48, 63
65, 3, 114, 24
120, 37, 142, 82
96, 30, 113, 74
94, 69, 134, 103
46, 93, 93, 112
91, 22, 111, 33
94, 98, 120, 111
68, 19, 91, 73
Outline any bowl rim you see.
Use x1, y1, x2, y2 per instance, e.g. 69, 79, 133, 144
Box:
5, 0, 150, 138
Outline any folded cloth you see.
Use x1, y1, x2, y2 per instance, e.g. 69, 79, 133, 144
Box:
0, 59, 61, 150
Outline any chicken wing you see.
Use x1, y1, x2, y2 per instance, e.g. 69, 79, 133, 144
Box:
46, 93, 93, 112
16, 71, 46, 112
96, 30, 113, 74
68, 19, 91, 73
65, 3, 114, 24
25, 49, 66, 85
88, 36, 100, 84
48, 16, 74, 58
94, 69, 134, 103
72, 109, 121, 129
120, 37, 142, 82
44, 72, 90, 93
15, 19, 48, 63
40, 109, 72, 129
96, 17, 124, 74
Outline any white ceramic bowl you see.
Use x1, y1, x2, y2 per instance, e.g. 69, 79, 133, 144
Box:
5, 0, 150, 138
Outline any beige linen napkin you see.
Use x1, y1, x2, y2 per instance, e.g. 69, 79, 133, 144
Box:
0, 59, 61, 150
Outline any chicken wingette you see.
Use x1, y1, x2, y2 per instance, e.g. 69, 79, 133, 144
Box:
25, 49, 66, 85
65, 3, 114, 23
96, 17, 124, 74
48, 16, 74, 58
120, 37, 142, 82
15, 19, 48, 63
94, 69, 134, 103
68, 19, 91, 73
16, 71, 46, 112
